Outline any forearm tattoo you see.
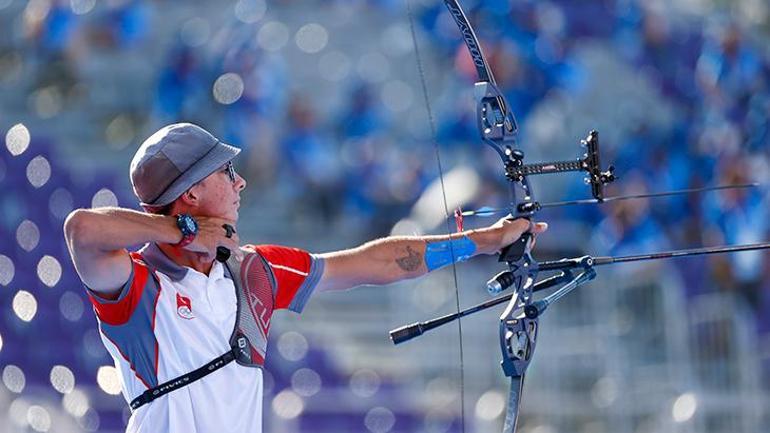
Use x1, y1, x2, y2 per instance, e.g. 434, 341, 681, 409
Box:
395, 245, 423, 272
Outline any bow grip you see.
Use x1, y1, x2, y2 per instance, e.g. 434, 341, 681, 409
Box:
499, 220, 533, 264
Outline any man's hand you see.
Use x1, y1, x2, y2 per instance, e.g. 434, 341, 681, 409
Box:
183, 217, 244, 261
486, 217, 548, 254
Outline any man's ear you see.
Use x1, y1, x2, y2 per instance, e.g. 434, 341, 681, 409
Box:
179, 187, 200, 206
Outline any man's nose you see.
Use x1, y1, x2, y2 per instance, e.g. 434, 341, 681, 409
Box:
235, 173, 247, 191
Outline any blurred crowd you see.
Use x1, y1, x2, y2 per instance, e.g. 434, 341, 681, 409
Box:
157, 1, 770, 325
2, 0, 770, 430
8, 0, 770, 355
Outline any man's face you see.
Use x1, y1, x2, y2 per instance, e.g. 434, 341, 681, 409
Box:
189, 161, 246, 221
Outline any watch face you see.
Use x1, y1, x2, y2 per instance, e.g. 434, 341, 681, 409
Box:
179, 214, 198, 235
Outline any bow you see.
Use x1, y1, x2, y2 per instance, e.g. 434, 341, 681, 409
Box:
392, 1, 770, 432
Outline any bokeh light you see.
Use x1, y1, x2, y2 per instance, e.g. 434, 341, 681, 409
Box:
78, 408, 100, 432
96, 366, 122, 395
213, 73, 245, 105
27, 405, 52, 432
290, 368, 322, 397
26, 155, 51, 188
3, 365, 27, 393
277, 331, 308, 362
0, 254, 15, 285
37, 255, 62, 287
349, 369, 380, 398
105, 115, 136, 150
16, 219, 40, 252
49, 187, 74, 219
13, 290, 38, 322
272, 390, 304, 419
424, 377, 458, 407
9, 398, 30, 427
234, 0, 267, 24
62, 388, 90, 417
672, 392, 698, 422
91, 188, 118, 208
475, 389, 505, 421
6, 123, 30, 156
364, 407, 395, 433
60, 291, 85, 322
591, 376, 618, 408
50, 365, 76, 394
295, 23, 328, 54
257, 21, 289, 51
31, 87, 63, 118
70, 0, 96, 15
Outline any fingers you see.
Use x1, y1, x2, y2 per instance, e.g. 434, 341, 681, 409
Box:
219, 223, 244, 260
219, 232, 244, 261
184, 218, 244, 261
511, 219, 547, 250
506, 218, 548, 234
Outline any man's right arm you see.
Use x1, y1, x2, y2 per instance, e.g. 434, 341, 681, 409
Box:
63, 208, 185, 299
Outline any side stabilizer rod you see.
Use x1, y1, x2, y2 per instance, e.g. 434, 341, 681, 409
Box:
389, 272, 572, 345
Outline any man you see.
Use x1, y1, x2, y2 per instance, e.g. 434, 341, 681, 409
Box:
63, 123, 547, 432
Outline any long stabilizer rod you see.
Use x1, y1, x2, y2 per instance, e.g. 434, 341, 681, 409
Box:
540, 242, 770, 271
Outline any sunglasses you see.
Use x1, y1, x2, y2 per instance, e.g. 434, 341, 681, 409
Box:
223, 161, 236, 183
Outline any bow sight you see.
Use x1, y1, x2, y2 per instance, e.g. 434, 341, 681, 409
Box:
503, 130, 617, 216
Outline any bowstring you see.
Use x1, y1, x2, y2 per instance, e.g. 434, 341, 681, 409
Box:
405, 1, 466, 431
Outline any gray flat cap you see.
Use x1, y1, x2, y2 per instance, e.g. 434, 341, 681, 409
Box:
130, 123, 241, 207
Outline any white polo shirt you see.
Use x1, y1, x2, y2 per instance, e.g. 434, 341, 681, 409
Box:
86, 243, 323, 433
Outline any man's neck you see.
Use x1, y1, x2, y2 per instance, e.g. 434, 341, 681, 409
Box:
157, 243, 214, 275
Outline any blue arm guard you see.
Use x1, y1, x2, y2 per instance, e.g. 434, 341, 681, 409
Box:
424, 236, 477, 272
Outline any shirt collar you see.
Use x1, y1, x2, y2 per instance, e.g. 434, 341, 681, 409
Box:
138, 243, 233, 282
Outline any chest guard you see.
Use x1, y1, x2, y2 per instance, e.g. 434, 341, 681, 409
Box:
130, 249, 277, 410
227, 251, 276, 367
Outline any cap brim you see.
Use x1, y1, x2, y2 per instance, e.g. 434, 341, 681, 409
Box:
144, 141, 241, 207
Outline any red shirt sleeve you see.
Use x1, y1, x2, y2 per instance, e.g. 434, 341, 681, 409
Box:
245, 245, 313, 310
86, 252, 159, 326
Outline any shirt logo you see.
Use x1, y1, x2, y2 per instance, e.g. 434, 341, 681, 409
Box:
176, 293, 195, 320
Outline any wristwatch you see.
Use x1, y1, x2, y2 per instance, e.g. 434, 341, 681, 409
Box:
174, 214, 198, 247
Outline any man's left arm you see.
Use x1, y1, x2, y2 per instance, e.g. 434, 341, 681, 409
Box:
315, 218, 547, 292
